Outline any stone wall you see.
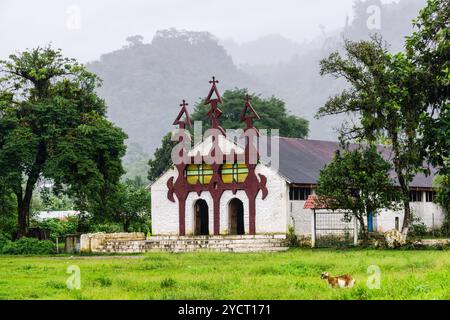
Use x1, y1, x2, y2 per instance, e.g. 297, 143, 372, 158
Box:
80, 232, 146, 253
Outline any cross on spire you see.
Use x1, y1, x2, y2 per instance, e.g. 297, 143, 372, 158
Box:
209, 76, 219, 85
204, 76, 223, 105
173, 99, 191, 129
180, 99, 188, 108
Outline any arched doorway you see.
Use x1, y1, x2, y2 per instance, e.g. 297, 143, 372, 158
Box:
228, 198, 245, 235
194, 199, 209, 235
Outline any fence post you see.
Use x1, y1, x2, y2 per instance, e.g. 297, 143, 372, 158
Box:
353, 217, 358, 246
311, 210, 316, 248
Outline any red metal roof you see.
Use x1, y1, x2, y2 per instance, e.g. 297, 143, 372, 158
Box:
303, 195, 329, 209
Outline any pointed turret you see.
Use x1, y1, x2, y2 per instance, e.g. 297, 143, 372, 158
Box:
240, 94, 260, 132
173, 99, 191, 129
204, 76, 225, 135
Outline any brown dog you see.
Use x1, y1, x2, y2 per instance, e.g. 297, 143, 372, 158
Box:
321, 272, 355, 288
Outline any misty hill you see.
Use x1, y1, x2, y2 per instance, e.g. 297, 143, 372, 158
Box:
87, 0, 427, 180
236, 0, 428, 139
88, 29, 266, 155
221, 35, 307, 66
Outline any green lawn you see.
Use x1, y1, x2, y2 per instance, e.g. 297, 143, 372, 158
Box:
0, 249, 449, 300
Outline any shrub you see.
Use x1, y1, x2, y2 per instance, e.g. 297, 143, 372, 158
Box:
33, 218, 78, 241
410, 221, 428, 237
0, 237, 55, 255
287, 225, 298, 247
0, 233, 11, 252
90, 222, 123, 233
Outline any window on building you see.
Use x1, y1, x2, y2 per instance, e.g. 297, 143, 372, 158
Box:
186, 164, 213, 185
425, 191, 435, 202
221, 163, 249, 183
289, 187, 312, 201
409, 190, 423, 202
395, 217, 399, 231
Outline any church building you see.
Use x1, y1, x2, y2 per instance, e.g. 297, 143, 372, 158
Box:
150, 78, 445, 240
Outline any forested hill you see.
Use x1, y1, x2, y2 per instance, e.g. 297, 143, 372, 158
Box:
87, 29, 265, 155
86, 0, 427, 180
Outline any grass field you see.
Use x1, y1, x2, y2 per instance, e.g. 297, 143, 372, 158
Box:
0, 248, 449, 300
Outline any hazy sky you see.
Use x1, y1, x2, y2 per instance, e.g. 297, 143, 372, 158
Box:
0, 0, 398, 63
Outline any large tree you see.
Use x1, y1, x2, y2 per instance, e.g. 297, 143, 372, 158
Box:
316, 144, 399, 239
316, 36, 428, 235
148, 89, 309, 181
0, 47, 127, 237
406, 0, 449, 211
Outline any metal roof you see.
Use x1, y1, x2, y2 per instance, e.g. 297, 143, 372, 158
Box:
272, 137, 435, 189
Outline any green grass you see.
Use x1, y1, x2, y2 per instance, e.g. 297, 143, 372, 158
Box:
0, 248, 449, 300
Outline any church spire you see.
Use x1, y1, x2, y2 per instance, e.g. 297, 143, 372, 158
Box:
240, 94, 260, 133
204, 76, 225, 134
173, 99, 191, 129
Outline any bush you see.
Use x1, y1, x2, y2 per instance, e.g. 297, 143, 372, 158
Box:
0, 233, 11, 252
33, 218, 78, 241
1, 237, 55, 255
287, 225, 298, 247
90, 222, 123, 233
410, 221, 428, 237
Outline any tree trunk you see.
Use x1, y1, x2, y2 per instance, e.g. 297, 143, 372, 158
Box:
123, 216, 130, 232
390, 134, 411, 237
357, 215, 368, 240
17, 200, 28, 238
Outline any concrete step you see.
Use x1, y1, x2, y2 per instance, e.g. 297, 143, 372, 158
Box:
99, 234, 289, 253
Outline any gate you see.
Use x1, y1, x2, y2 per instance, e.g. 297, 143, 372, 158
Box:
313, 210, 357, 247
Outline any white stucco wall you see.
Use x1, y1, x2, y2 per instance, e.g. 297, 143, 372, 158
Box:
290, 200, 313, 237
254, 164, 289, 234
375, 194, 445, 232
150, 168, 180, 235
150, 163, 289, 235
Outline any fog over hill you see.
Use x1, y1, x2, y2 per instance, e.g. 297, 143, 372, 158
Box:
83, 0, 427, 178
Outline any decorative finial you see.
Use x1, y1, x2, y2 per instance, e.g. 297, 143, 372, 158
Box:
209, 76, 219, 85
180, 99, 188, 108
240, 93, 260, 131
173, 99, 191, 129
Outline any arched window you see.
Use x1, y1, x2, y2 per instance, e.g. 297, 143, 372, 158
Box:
186, 164, 213, 185
221, 163, 249, 183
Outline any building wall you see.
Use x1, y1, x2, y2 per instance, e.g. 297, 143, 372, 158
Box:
290, 200, 312, 237
151, 164, 289, 235
375, 193, 445, 232
151, 168, 180, 235
254, 165, 289, 234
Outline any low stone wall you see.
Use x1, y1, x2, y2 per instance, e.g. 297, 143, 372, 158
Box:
418, 239, 450, 247
80, 232, 146, 253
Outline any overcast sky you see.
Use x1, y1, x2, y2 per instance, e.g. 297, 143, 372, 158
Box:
0, 0, 399, 63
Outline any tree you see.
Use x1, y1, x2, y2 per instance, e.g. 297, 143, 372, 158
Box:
114, 180, 151, 232
316, 36, 427, 235
147, 89, 309, 181
406, 0, 449, 212
0, 46, 127, 237
191, 89, 309, 137
315, 144, 399, 239
147, 133, 176, 182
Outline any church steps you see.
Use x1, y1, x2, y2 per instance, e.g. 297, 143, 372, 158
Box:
99, 234, 289, 253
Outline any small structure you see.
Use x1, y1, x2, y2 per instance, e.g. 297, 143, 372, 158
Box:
304, 195, 358, 247
35, 210, 80, 221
